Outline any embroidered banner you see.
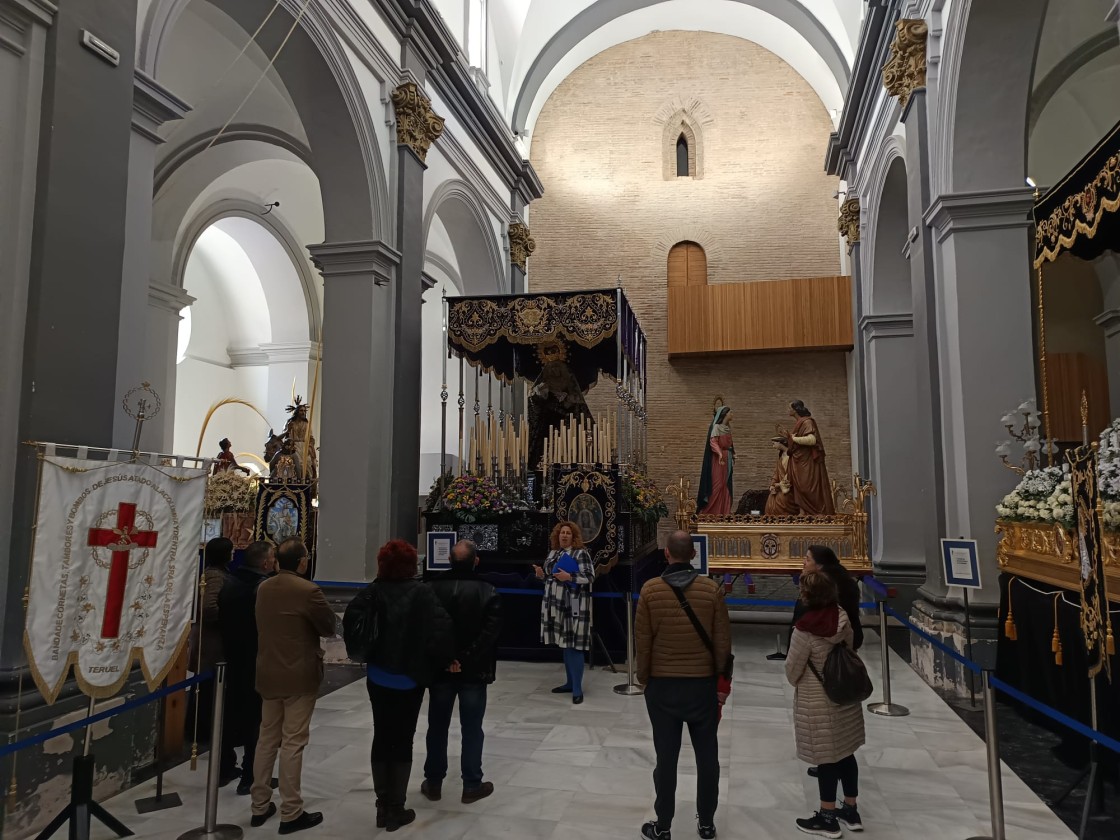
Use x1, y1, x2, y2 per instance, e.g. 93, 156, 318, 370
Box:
1067, 444, 1113, 681
24, 457, 207, 702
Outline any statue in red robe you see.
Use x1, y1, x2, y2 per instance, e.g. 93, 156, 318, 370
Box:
697, 402, 734, 515
779, 400, 835, 515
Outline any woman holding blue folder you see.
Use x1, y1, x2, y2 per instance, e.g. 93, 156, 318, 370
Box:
534, 521, 595, 703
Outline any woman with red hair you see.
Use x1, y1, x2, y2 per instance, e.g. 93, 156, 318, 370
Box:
357, 540, 453, 831
534, 521, 595, 703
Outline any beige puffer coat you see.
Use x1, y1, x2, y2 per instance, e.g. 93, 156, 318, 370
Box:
785, 607, 866, 765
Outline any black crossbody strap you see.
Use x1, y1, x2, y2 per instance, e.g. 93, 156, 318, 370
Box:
671, 585, 715, 655
806, 659, 824, 685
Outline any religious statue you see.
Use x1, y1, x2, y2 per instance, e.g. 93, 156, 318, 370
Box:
528, 340, 592, 468
778, 399, 834, 515
213, 438, 250, 475
697, 400, 734, 515
261, 396, 318, 488
764, 436, 799, 516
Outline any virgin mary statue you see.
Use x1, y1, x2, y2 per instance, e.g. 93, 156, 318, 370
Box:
697, 401, 734, 515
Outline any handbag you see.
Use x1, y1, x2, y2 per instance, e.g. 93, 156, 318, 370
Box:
670, 586, 734, 680
806, 642, 873, 705
342, 583, 380, 663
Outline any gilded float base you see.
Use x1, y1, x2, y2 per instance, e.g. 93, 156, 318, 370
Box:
995, 519, 1120, 600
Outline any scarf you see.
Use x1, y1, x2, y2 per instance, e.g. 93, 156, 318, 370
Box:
795, 606, 839, 638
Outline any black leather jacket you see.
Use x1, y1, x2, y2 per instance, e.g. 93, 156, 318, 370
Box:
364, 579, 455, 687
426, 568, 502, 684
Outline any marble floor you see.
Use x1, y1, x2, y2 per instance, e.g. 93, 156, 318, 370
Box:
93, 625, 1073, 839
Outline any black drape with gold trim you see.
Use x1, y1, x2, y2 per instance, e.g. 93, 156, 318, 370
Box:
1034, 118, 1120, 268
447, 290, 646, 389
1067, 444, 1114, 681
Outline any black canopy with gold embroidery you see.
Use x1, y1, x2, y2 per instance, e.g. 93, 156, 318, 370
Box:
1034, 117, 1120, 268
447, 289, 646, 390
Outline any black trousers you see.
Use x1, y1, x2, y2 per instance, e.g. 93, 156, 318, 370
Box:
817, 754, 859, 803
644, 676, 720, 828
367, 682, 425, 763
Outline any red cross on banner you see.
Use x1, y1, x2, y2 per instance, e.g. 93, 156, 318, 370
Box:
87, 502, 159, 638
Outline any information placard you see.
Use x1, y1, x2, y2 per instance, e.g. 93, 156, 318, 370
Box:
691, 534, 709, 575
426, 531, 457, 571
941, 538, 981, 589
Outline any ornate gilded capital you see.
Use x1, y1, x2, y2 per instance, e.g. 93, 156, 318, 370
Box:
838, 198, 860, 253
508, 222, 536, 271
882, 19, 928, 108
391, 82, 445, 163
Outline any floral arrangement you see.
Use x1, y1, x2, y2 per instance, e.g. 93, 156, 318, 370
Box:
441, 474, 515, 521
205, 470, 257, 514
1098, 418, 1120, 528
624, 471, 669, 525
996, 466, 1068, 526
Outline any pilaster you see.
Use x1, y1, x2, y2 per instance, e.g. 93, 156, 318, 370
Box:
389, 81, 443, 544
1095, 308, 1120, 415
118, 70, 189, 452
310, 240, 400, 581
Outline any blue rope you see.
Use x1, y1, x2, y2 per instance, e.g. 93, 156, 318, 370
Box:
989, 675, 1120, 756
0, 672, 211, 759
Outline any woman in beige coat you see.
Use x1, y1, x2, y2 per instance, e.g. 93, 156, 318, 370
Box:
786, 572, 866, 838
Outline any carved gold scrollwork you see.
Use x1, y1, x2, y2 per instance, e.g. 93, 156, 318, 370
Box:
391, 82, 445, 163
882, 19, 928, 108
508, 222, 536, 271
838, 198, 860, 254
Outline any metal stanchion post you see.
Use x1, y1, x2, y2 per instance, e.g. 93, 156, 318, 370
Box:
867, 599, 909, 717
966, 670, 1005, 840
614, 595, 644, 696
178, 665, 242, 840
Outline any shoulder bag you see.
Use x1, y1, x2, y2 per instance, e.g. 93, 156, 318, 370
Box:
806, 641, 873, 705
670, 586, 734, 680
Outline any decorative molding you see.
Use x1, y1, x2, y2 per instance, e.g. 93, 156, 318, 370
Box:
424, 251, 464, 294
154, 124, 312, 193
656, 96, 713, 181
838, 198, 861, 253
882, 19, 928, 109
228, 342, 320, 367
924, 188, 1034, 242
391, 81, 445, 163
860, 313, 915, 341
0, 0, 56, 28
226, 346, 270, 367
308, 239, 401, 285
1094, 308, 1120, 338
508, 222, 536, 272
131, 69, 190, 144
147, 281, 194, 315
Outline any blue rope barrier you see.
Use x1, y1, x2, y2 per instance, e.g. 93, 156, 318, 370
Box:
863, 576, 889, 599
884, 604, 981, 675
989, 675, 1120, 757
0, 672, 211, 759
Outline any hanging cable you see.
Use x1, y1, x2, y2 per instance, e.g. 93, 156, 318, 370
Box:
203, 0, 313, 154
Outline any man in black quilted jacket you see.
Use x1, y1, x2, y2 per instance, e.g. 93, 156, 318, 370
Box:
421, 540, 502, 805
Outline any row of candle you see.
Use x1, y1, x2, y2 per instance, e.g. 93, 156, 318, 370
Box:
542, 412, 616, 467
465, 414, 529, 478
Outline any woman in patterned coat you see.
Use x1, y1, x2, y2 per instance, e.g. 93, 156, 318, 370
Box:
534, 521, 595, 704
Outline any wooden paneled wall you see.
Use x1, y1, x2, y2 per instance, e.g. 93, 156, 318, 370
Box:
667, 276, 853, 356
1048, 352, 1110, 441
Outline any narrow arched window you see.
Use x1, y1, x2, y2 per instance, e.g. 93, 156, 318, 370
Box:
667, 241, 707, 286
676, 135, 689, 177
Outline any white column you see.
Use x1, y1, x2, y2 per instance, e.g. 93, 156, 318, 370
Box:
925, 188, 1036, 605
309, 241, 400, 582
147, 281, 195, 452
118, 70, 190, 451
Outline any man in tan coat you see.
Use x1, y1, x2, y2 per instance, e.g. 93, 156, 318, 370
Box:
635, 531, 731, 840
249, 537, 336, 834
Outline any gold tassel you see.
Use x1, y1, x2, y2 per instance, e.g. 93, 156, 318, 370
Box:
6, 774, 16, 810
1108, 625, 1115, 657
190, 741, 199, 772
1004, 577, 1017, 640
1052, 594, 1062, 666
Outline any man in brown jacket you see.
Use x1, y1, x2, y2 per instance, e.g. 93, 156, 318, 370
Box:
249, 537, 336, 834
635, 531, 731, 840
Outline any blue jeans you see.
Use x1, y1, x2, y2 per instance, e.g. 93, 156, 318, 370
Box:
424, 681, 488, 790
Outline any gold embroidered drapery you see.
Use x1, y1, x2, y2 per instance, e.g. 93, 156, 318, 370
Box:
1034, 118, 1120, 268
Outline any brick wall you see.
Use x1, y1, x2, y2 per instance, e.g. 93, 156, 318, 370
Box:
529, 31, 852, 511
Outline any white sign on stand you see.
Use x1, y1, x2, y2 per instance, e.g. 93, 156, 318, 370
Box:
691, 534, 709, 575
426, 531, 457, 571
941, 539, 982, 589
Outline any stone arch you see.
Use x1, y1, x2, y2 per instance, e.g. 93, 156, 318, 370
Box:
173, 198, 322, 342
512, 0, 850, 133
938, 0, 1049, 193
865, 143, 910, 316
141, 0, 389, 242
423, 179, 505, 295
155, 124, 314, 193
656, 96, 714, 180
